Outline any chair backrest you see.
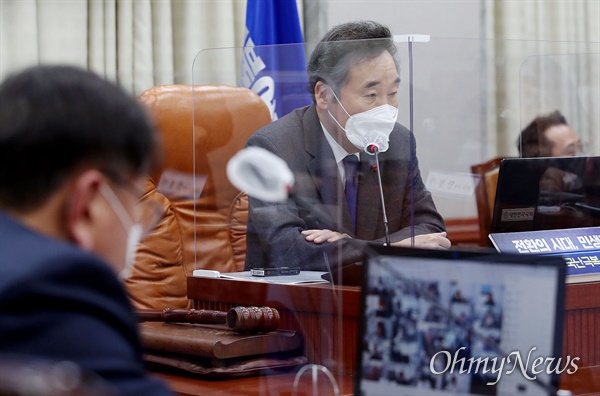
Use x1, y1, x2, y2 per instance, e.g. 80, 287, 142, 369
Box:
470, 157, 504, 247
125, 85, 271, 310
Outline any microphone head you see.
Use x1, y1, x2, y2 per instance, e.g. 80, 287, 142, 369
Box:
366, 144, 379, 154
359, 132, 389, 155
226, 147, 295, 203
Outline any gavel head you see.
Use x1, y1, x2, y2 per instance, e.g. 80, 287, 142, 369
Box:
226, 306, 280, 333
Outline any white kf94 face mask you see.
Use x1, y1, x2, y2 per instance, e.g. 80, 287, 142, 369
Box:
99, 184, 143, 281
327, 89, 398, 154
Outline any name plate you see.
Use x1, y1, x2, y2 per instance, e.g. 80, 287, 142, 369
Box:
489, 227, 600, 278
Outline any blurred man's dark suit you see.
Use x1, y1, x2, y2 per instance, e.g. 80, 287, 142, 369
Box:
0, 211, 173, 396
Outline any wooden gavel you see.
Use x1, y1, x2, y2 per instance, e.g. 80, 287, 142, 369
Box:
137, 306, 280, 333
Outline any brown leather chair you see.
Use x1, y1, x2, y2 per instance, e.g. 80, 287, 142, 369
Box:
470, 157, 504, 247
125, 85, 271, 310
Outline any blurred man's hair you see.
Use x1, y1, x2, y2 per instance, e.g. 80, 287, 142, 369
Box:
307, 20, 398, 103
517, 110, 568, 157
0, 65, 160, 211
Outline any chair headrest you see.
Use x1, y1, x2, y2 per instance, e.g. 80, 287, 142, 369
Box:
138, 84, 272, 182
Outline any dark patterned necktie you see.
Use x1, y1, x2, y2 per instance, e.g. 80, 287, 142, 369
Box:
343, 155, 359, 232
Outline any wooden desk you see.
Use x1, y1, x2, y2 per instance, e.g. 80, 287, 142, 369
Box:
559, 281, 600, 395
187, 278, 360, 376
152, 372, 354, 396
154, 277, 600, 395
445, 217, 481, 247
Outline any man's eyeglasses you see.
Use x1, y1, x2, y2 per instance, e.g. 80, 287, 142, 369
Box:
99, 177, 163, 242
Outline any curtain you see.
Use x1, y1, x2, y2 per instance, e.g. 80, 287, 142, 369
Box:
0, 0, 250, 94
486, 0, 600, 157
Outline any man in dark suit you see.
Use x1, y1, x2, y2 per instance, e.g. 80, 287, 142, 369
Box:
245, 21, 449, 271
0, 66, 173, 395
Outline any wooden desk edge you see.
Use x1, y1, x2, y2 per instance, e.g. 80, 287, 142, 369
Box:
187, 276, 361, 316
188, 275, 599, 311
565, 281, 600, 310
152, 371, 356, 396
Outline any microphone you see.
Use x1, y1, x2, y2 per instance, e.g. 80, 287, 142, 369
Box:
226, 146, 294, 203
366, 144, 391, 246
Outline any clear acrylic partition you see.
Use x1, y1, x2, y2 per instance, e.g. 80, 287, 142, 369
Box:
190, 38, 444, 275
516, 49, 600, 233
406, 38, 597, 231
191, 38, 599, 270
188, 38, 598, 392
519, 52, 599, 157
190, 39, 428, 391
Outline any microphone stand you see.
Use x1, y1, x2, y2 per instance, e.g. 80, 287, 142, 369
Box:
368, 144, 391, 246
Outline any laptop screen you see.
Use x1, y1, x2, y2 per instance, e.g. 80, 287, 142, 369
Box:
490, 156, 600, 236
355, 247, 566, 396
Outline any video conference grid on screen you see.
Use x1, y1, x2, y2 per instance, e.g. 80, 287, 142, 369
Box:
357, 255, 565, 396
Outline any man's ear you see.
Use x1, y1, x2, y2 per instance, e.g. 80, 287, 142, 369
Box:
66, 169, 105, 251
315, 81, 333, 110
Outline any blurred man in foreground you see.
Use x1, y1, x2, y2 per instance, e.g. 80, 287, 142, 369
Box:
0, 65, 173, 395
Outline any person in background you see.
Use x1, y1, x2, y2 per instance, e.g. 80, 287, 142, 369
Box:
517, 110, 583, 158
0, 65, 173, 396
517, 110, 598, 229
245, 20, 449, 271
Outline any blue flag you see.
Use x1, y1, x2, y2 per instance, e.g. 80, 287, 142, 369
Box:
241, 0, 311, 121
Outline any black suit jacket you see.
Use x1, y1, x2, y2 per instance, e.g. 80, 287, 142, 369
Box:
0, 211, 173, 396
245, 105, 446, 271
